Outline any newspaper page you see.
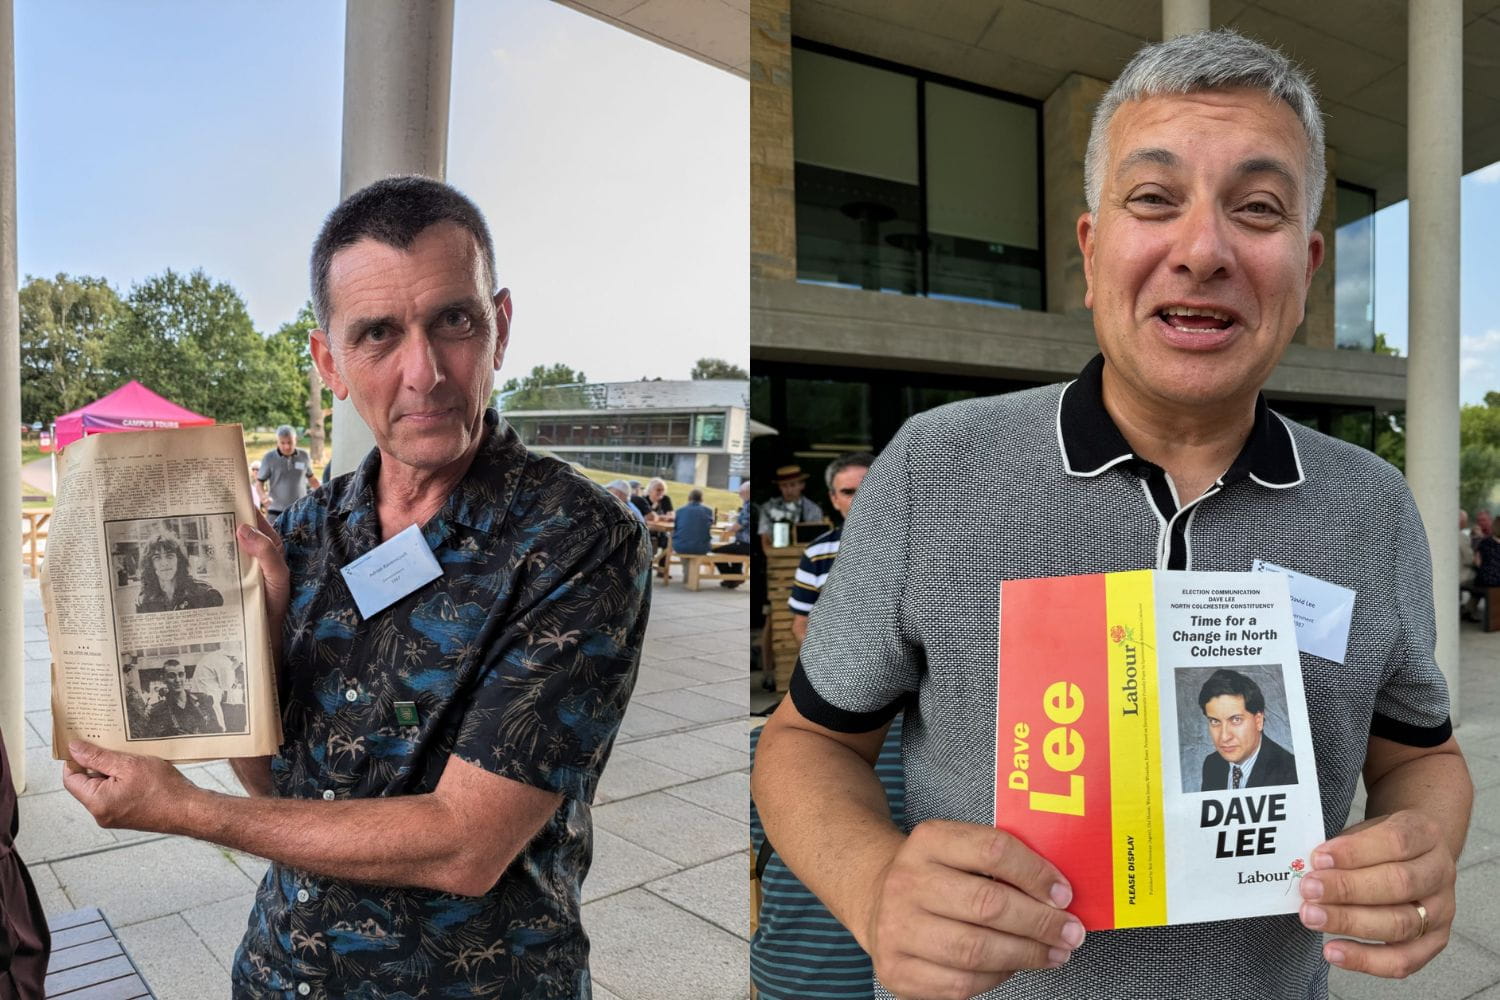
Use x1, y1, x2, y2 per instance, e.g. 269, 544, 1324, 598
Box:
994, 570, 1322, 929
42, 424, 283, 761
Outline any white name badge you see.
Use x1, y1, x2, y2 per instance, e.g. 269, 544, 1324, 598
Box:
1251, 559, 1355, 664
340, 523, 444, 619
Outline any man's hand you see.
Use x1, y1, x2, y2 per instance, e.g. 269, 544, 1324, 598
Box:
236, 511, 289, 645
1298, 810, 1456, 978
864, 819, 1085, 1000
63, 740, 197, 834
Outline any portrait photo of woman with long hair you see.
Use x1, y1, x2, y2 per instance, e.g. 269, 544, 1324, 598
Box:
133, 529, 224, 614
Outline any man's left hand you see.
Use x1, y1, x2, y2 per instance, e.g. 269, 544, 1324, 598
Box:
1298, 810, 1456, 977
63, 740, 196, 834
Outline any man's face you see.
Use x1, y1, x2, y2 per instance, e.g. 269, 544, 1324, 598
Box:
1203, 693, 1264, 764
277, 434, 295, 456
1479, 511, 1492, 535
163, 665, 186, 693
778, 479, 804, 502
829, 465, 868, 518
311, 222, 511, 477
1078, 88, 1324, 413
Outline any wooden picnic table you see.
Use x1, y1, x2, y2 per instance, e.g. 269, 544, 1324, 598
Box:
22, 507, 51, 579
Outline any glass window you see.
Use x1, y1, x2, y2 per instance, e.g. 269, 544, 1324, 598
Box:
792, 43, 1042, 309
1335, 183, 1376, 352
925, 84, 1042, 309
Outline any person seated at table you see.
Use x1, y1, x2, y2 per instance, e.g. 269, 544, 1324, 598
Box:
644, 477, 674, 553
713, 480, 753, 588
134, 530, 223, 614
605, 479, 646, 523
627, 480, 650, 519
672, 489, 715, 556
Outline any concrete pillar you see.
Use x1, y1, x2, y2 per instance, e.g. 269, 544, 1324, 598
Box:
0, 0, 21, 790
1294, 153, 1337, 349
331, 0, 454, 476
1405, 0, 1462, 722
1043, 73, 1108, 317
751, 0, 795, 281
1163, 0, 1210, 38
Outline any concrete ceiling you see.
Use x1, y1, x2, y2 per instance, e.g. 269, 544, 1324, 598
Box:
557, 0, 750, 78
791, 0, 1500, 208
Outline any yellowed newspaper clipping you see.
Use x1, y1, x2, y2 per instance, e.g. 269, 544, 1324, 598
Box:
41, 424, 282, 761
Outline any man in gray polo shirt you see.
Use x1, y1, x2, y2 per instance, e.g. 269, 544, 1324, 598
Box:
752, 29, 1471, 1000
257, 424, 319, 516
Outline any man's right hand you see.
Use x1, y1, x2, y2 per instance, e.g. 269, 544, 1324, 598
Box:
864, 819, 1085, 1000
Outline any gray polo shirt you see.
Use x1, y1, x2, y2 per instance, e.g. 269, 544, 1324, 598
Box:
258, 446, 314, 513
794, 355, 1451, 1000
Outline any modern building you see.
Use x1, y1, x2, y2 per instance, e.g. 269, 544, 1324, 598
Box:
502, 380, 749, 488
750, 0, 1488, 715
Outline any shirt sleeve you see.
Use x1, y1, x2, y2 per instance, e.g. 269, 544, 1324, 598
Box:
1373, 488, 1453, 747
788, 549, 819, 616
792, 422, 920, 733
451, 516, 652, 802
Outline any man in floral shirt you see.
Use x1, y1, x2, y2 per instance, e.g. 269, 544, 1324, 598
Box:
63, 177, 651, 999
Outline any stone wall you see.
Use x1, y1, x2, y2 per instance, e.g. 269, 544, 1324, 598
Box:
751, 0, 795, 281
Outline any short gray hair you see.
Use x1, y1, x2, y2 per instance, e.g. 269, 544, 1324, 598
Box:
604, 479, 630, 494
825, 451, 876, 489
276, 425, 295, 439
1085, 29, 1325, 228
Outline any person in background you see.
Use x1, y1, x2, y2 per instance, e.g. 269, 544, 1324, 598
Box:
713, 480, 753, 588
672, 488, 715, 556
644, 477, 674, 554
606, 479, 646, 523
1474, 508, 1492, 553
257, 425, 319, 518
752, 449, 895, 1000
249, 461, 266, 514
0, 730, 49, 996
758, 465, 822, 552
1462, 510, 1480, 622
627, 481, 651, 519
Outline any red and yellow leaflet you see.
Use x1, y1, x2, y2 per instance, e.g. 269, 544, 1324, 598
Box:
994, 574, 1114, 929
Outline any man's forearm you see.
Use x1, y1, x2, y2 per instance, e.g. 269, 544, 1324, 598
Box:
752, 723, 904, 951
179, 785, 479, 894
1363, 749, 1472, 860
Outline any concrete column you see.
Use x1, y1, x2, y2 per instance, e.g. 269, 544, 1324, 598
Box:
1294, 153, 1337, 348
1405, 0, 1463, 722
750, 0, 795, 282
1162, 0, 1210, 38
0, 0, 22, 790
331, 0, 454, 476
1042, 73, 1108, 317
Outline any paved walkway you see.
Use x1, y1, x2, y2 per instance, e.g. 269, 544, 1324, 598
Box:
750, 618, 1500, 1000
17, 575, 750, 1000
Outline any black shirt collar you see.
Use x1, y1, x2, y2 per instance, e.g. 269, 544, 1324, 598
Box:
1057, 354, 1303, 489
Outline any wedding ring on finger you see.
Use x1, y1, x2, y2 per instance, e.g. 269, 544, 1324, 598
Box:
1412, 902, 1429, 941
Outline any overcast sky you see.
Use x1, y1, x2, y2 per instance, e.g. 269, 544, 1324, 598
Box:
15, 0, 748, 384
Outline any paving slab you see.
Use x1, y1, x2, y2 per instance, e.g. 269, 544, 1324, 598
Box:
694, 678, 747, 706
652, 655, 742, 684
116, 913, 230, 1000
665, 771, 748, 822
595, 791, 745, 868
646, 853, 750, 940
180, 892, 257, 970
52, 836, 257, 926
25, 709, 51, 749
616, 702, 695, 741
583, 829, 681, 904
1328, 930, 1500, 999
22, 745, 64, 794
585, 888, 748, 1000
640, 638, 705, 662
631, 664, 707, 695
636, 688, 746, 725
24, 680, 50, 713
31, 861, 71, 917
621, 731, 749, 779
596, 748, 696, 804
230, 850, 270, 885
16, 788, 118, 861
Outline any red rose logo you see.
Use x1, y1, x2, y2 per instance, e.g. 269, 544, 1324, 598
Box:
1291, 858, 1305, 872
1110, 625, 1127, 643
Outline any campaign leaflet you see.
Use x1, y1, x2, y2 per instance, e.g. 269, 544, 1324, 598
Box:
994, 570, 1323, 929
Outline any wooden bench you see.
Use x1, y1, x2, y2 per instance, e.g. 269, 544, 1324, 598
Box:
46, 907, 155, 999
679, 553, 749, 591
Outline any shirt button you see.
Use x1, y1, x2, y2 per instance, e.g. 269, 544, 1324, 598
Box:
296, 889, 310, 903
297, 985, 310, 997
344, 689, 357, 703
322, 789, 335, 801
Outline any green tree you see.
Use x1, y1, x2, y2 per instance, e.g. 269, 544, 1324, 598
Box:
102, 269, 296, 427
1374, 411, 1405, 472
691, 357, 748, 380
499, 363, 589, 410
1373, 332, 1400, 357
18, 273, 122, 425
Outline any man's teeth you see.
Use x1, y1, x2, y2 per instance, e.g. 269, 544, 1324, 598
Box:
1159, 306, 1233, 330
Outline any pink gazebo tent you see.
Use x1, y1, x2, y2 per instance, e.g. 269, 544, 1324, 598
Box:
53, 381, 214, 449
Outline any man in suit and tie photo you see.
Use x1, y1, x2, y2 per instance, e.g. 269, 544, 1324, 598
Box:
1199, 668, 1298, 791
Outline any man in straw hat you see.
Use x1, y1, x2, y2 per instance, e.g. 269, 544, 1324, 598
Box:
759, 464, 824, 552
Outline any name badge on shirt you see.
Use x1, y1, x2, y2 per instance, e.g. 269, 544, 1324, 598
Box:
1251, 559, 1355, 665
340, 523, 443, 619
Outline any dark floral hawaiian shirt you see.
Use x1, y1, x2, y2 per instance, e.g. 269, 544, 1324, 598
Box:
231, 410, 652, 999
